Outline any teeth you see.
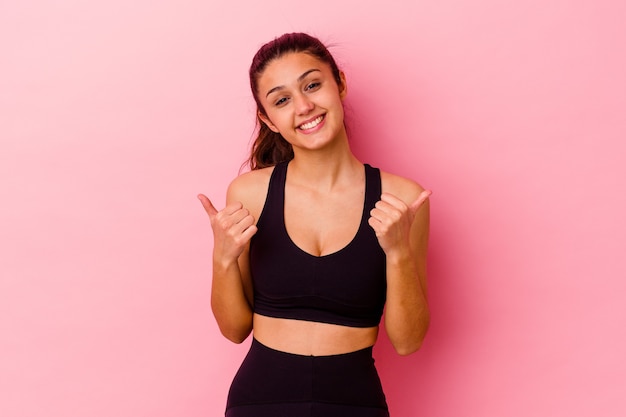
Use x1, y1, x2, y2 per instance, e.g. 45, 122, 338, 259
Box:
299, 115, 323, 130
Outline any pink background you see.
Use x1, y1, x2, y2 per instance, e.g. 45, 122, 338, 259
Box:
2, 1, 625, 416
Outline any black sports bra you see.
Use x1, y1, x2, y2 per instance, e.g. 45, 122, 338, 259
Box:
249, 161, 387, 328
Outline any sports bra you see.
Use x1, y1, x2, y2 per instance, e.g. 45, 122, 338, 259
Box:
249, 161, 387, 328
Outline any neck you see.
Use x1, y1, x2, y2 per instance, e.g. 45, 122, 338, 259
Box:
288, 140, 363, 191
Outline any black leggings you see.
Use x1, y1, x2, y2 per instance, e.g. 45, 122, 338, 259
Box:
225, 338, 390, 417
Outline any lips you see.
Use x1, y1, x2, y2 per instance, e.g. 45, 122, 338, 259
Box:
297, 115, 324, 130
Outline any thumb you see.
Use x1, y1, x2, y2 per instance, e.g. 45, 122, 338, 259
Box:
409, 190, 432, 214
197, 194, 218, 218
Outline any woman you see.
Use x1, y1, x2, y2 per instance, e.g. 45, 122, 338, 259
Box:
199, 32, 431, 417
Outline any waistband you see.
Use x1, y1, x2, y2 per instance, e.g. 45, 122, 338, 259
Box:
226, 337, 388, 412
251, 337, 375, 359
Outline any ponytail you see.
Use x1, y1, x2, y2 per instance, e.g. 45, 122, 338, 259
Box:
248, 121, 294, 170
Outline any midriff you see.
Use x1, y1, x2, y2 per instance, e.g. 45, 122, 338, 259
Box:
252, 313, 379, 356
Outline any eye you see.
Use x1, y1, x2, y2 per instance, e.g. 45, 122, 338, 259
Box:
274, 97, 289, 106
305, 82, 321, 91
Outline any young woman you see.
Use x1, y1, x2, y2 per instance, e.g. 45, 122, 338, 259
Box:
199, 32, 431, 417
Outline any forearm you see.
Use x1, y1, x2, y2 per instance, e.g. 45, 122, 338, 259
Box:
384, 251, 430, 355
211, 258, 253, 343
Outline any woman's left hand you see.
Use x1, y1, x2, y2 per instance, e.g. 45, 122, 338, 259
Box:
368, 190, 431, 255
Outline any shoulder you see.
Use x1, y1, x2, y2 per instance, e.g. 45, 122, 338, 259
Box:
379, 169, 427, 207
227, 166, 275, 219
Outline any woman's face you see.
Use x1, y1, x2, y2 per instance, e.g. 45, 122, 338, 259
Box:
256, 52, 347, 153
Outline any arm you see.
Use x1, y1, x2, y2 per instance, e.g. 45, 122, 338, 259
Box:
369, 179, 431, 355
198, 180, 257, 343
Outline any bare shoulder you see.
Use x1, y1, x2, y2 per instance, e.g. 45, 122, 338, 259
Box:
227, 166, 274, 219
380, 170, 427, 206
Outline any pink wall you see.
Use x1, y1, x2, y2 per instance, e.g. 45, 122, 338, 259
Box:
2, 1, 625, 416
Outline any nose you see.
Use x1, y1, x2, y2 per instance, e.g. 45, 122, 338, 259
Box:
293, 92, 314, 115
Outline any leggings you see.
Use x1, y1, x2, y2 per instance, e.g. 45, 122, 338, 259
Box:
225, 338, 390, 417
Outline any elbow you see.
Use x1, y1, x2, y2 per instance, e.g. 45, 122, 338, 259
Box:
211, 299, 253, 344
219, 325, 252, 344
213, 310, 253, 344
394, 337, 425, 356
392, 311, 430, 356
224, 333, 250, 344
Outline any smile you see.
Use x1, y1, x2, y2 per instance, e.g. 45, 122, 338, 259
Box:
298, 115, 324, 130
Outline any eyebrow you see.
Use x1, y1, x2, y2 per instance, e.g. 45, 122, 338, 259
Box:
265, 69, 321, 98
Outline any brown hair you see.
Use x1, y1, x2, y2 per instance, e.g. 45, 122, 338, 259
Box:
247, 33, 343, 170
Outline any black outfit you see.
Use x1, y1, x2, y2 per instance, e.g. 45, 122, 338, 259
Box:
225, 161, 389, 417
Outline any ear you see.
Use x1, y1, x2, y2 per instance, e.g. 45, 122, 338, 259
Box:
338, 70, 348, 100
258, 112, 279, 133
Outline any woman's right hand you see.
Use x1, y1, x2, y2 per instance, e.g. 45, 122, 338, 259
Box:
198, 194, 258, 263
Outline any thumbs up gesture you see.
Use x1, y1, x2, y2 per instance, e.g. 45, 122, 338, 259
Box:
198, 194, 258, 262
368, 190, 431, 255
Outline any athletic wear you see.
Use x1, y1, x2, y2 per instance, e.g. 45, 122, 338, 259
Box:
249, 161, 387, 328
225, 161, 390, 416
225, 338, 389, 417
